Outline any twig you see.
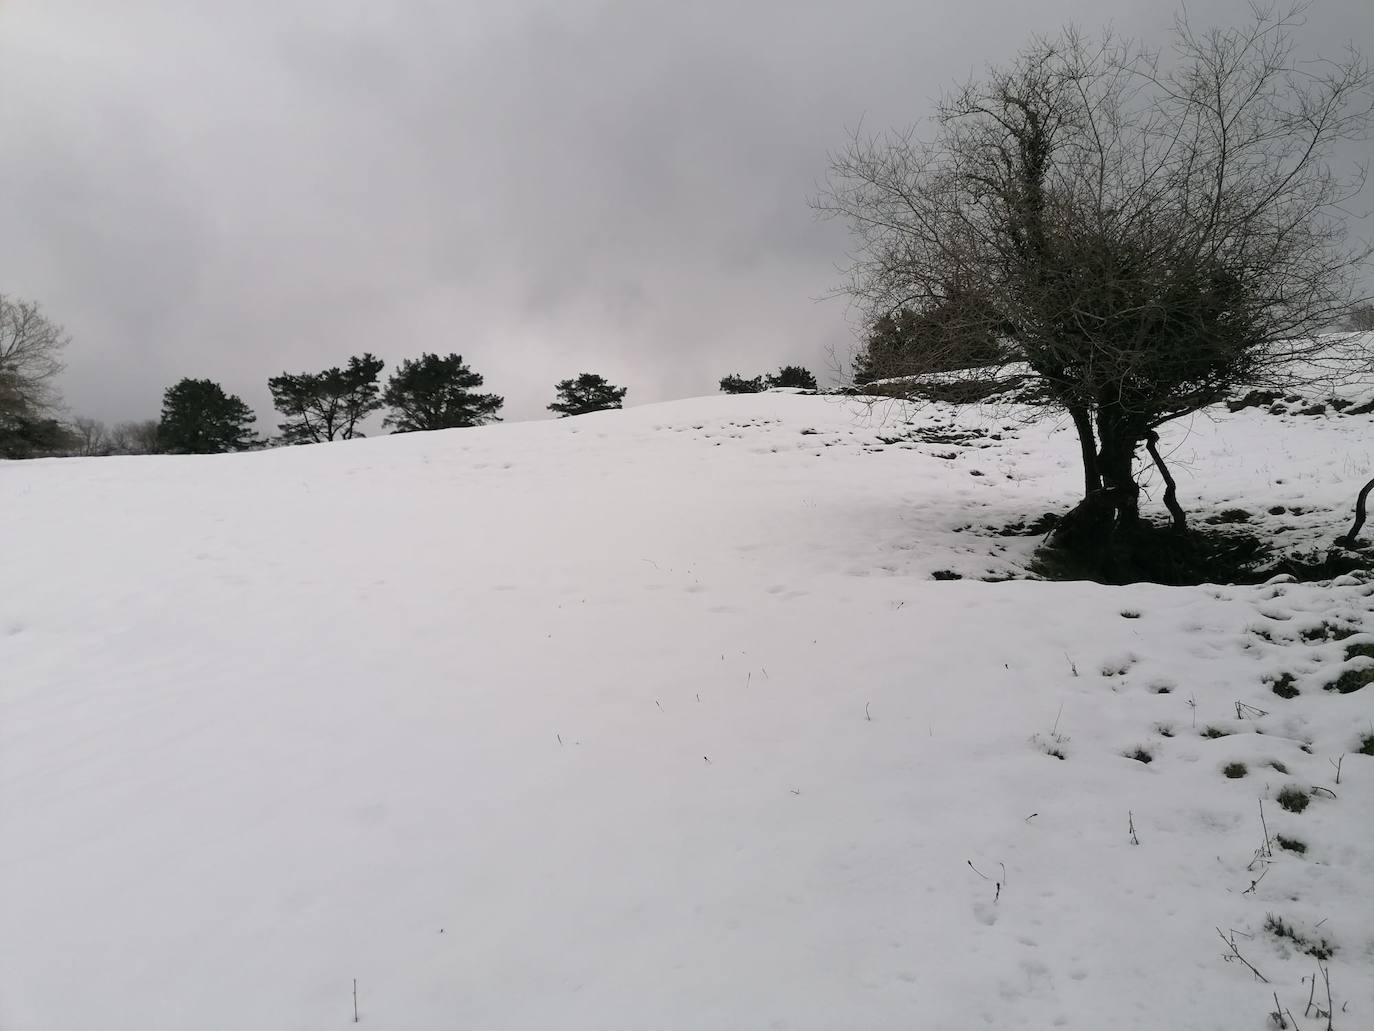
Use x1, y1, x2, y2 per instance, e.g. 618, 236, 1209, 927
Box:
1259, 799, 1273, 858
967, 859, 990, 880
1129, 810, 1140, 845
1217, 927, 1269, 983
1273, 992, 1303, 1030
1243, 866, 1270, 894
1051, 703, 1064, 736
1328, 755, 1343, 786
1310, 786, 1337, 800
865, 701, 872, 722
1321, 963, 1333, 1031
1065, 654, 1079, 677
354, 979, 359, 1023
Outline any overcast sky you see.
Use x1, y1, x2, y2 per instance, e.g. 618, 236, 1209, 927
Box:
1, 0, 1370, 426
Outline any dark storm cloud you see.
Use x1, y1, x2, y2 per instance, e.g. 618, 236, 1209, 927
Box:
1, 0, 1369, 425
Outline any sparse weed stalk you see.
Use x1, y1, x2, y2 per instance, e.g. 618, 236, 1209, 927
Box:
1031, 731, 1068, 761
1031, 705, 1069, 759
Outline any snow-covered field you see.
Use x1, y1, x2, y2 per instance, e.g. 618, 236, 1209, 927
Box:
3, 384, 1373, 1030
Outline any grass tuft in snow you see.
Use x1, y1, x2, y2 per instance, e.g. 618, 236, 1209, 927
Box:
1223, 762, 1248, 779
1207, 508, 1253, 524
1263, 914, 1334, 960
1202, 726, 1232, 739
1326, 653, 1374, 694
1276, 786, 1310, 813
1269, 673, 1299, 699
1126, 747, 1154, 764
1275, 834, 1307, 855
1300, 621, 1358, 643
1032, 732, 1068, 760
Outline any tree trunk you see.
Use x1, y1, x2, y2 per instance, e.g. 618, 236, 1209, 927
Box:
1067, 403, 1101, 498
1145, 430, 1188, 533
1049, 410, 1143, 579
1095, 418, 1140, 528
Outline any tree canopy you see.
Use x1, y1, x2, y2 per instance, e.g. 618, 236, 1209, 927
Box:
719, 373, 765, 394
383, 353, 504, 432
764, 366, 818, 390
268, 353, 384, 444
0, 294, 69, 459
548, 373, 627, 417
158, 378, 259, 454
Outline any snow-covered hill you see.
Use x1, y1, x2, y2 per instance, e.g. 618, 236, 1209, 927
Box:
2, 390, 1372, 1030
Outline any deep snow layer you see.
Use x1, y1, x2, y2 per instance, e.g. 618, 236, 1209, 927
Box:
2, 391, 1372, 1031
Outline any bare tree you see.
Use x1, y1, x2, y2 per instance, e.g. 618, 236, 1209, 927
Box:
818, 4, 1373, 576
1, 294, 71, 458
71, 417, 110, 457
0, 294, 68, 419
108, 419, 162, 455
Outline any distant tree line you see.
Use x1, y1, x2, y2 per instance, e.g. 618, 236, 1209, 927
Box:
155, 352, 513, 454
719, 365, 818, 393
1, 304, 645, 458
2, 291, 827, 460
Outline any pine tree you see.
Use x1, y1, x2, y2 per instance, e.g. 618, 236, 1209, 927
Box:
547, 373, 627, 417
383, 353, 504, 432
268, 353, 384, 444
764, 365, 818, 390
0, 413, 74, 458
718, 373, 764, 394
158, 378, 259, 454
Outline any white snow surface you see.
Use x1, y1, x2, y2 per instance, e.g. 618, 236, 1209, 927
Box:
3, 388, 1373, 1030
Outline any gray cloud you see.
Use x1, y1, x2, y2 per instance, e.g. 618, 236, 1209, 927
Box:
1, 0, 1369, 426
